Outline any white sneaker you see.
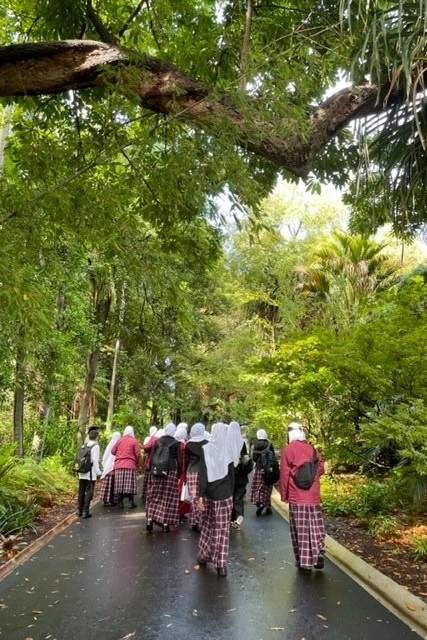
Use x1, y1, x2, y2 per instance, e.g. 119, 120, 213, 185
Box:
236, 515, 244, 526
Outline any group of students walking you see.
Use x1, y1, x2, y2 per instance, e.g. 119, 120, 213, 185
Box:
77, 419, 326, 577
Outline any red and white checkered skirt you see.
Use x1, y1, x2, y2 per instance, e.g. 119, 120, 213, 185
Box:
289, 503, 325, 568
249, 467, 273, 506
198, 496, 233, 569
187, 471, 203, 527
114, 468, 137, 495
145, 470, 179, 526
99, 471, 117, 504
141, 472, 150, 501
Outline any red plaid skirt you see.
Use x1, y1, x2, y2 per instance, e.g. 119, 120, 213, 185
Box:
198, 496, 233, 569
289, 503, 325, 568
187, 471, 203, 527
114, 468, 137, 495
99, 471, 117, 504
249, 467, 273, 506
146, 470, 179, 526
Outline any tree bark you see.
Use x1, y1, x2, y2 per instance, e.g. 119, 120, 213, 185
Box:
78, 349, 100, 442
13, 345, 25, 457
106, 338, 120, 433
0, 40, 404, 178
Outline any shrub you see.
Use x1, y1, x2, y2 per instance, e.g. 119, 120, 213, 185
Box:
321, 474, 399, 518
366, 515, 401, 539
0, 444, 75, 536
410, 535, 427, 562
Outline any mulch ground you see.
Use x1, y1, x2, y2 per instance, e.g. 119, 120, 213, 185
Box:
324, 513, 427, 603
1, 498, 427, 603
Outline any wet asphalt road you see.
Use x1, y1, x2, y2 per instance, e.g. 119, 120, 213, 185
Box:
0, 499, 421, 640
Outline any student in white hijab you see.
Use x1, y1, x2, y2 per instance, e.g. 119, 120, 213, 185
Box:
249, 427, 277, 516
141, 426, 159, 504
186, 423, 209, 532
280, 421, 325, 571
99, 431, 121, 506
145, 422, 181, 532
197, 422, 237, 577
229, 421, 251, 530
111, 425, 141, 509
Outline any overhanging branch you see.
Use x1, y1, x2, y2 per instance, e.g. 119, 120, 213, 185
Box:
0, 39, 407, 177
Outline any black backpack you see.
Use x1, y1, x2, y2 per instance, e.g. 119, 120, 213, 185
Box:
259, 446, 280, 485
151, 439, 174, 476
73, 443, 92, 474
293, 445, 319, 489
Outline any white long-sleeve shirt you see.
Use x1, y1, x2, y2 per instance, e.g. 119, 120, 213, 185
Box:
78, 441, 101, 481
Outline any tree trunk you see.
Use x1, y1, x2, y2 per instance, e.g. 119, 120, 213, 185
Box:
78, 349, 100, 442
106, 338, 120, 432
13, 345, 25, 457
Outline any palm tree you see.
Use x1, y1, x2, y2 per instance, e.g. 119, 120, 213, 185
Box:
297, 232, 398, 326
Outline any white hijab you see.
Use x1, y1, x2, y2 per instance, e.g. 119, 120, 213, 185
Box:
228, 421, 245, 465
288, 422, 306, 443
144, 426, 158, 445
164, 422, 176, 437
257, 429, 269, 441
189, 423, 206, 442
175, 426, 188, 442
101, 431, 121, 479
123, 425, 135, 437
202, 422, 240, 483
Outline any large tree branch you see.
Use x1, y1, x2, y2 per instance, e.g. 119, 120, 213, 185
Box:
0, 40, 403, 177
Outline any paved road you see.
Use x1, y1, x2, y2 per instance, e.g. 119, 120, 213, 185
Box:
0, 499, 422, 640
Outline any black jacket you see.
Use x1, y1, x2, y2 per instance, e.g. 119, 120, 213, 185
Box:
199, 455, 235, 501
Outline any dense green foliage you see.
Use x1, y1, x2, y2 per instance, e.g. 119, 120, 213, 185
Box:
0, 444, 74, 536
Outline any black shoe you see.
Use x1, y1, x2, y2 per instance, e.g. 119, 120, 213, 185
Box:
256, 505, 264, 516
82, 512, 92, 519
298, 566, 312, 574
197, 557, 208, 566
265, 507, 272, 515
129, 502, 137, 509
314, 555, 325, 569
217, 567, 227, 577
162, 524, 170, 532
77, 510, 83, 517
191, 524, 200, 533
146, 521, 153, 532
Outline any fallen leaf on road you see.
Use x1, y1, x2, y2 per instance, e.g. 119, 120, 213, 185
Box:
317, 614, 327, 621
406, 603, 417, 611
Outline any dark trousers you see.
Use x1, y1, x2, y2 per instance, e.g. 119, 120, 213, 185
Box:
232, 482, 247, 520
78, 479, 95, 515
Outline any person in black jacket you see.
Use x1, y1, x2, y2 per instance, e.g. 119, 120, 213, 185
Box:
249, 428, 276, 516
185, 423, 209, 532
145, 423, 182, 532
230, 421, 252, 529
197, 422, 243, 576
